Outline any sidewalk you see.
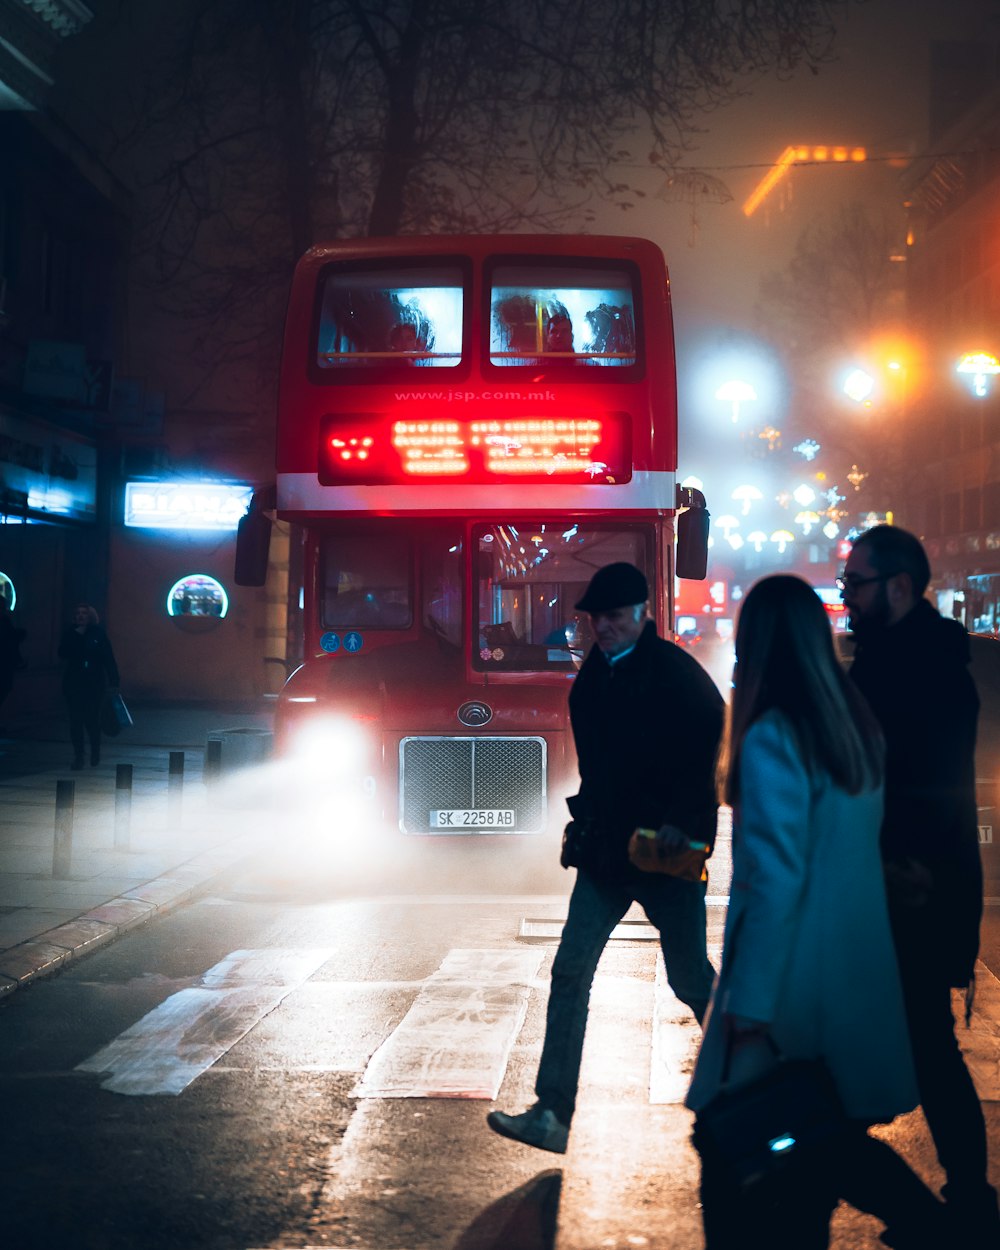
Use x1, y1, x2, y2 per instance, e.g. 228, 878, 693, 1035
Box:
0, 701, 276, 999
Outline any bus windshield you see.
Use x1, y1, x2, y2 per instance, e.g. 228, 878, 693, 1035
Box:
317, 263, 464, 369
489, 263, 637, 368
475, 522, 651, 671
320, 525, 463, 641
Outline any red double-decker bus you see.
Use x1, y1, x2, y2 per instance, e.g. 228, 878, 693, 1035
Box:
238, 235, 708, 840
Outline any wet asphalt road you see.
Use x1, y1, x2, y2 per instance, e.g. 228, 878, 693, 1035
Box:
2, 833, 998, 1250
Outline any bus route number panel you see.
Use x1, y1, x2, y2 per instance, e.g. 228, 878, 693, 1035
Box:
430, 809, 515, 829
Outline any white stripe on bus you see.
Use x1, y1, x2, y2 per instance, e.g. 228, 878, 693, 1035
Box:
277, 468, 677, 513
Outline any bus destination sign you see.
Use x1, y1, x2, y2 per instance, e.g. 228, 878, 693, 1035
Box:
318, 413, 631, 486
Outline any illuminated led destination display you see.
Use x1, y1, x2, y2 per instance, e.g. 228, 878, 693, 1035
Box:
318, 415, 629, 484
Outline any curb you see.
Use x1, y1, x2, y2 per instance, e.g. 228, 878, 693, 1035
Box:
0, 832, 267, 997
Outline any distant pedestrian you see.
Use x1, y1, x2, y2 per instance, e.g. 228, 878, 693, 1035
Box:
58, 602, 119, 769
0, 598, 26, 716
487, 561, 724, 1153
688, 574, 945, 1249
842, 525, 999, 1241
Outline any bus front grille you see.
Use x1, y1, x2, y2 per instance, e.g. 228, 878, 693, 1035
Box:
399, 736, 547, 834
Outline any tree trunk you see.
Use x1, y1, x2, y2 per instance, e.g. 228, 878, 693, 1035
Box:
366, 0, 428, 237
266, 0, 317, 260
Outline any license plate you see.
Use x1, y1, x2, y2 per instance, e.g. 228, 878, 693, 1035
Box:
430, 808, 515, 829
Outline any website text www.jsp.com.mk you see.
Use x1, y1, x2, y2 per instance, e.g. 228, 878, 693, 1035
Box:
393, 388, 557, 403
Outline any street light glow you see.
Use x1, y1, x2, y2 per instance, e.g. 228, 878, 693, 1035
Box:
843, 369, 875, 403
732, 484, 764, 515
956, 351, 1000, 397
715, 379, 758, 422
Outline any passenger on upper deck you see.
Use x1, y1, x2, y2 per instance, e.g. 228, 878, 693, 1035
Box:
543, 312, 575, 357
387, 321, 420, 360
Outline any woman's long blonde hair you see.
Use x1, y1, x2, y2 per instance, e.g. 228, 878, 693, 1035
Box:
722, 575, 882, 805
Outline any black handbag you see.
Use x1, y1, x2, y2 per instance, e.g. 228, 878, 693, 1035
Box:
100, 690, 133, 737
692, 1033, 846, 1192
560, 818, 599, 869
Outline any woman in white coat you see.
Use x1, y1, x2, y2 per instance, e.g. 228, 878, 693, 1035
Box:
686, 575, 946, 1249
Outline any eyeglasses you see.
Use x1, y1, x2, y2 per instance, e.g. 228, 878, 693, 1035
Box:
836, 572, 889, 592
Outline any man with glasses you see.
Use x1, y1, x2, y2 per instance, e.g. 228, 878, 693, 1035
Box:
841, 525, 998, 1241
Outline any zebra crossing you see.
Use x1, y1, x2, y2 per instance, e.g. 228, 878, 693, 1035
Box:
73, 902, 1000, 1104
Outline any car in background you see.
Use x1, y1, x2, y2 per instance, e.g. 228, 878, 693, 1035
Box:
676, 628, 703, 648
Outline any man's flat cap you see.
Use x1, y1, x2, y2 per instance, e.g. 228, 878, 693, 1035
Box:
575, 562, 649, 612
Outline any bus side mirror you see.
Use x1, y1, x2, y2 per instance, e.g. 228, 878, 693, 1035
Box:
235, 491, 274, 586
676, 485, 709, 581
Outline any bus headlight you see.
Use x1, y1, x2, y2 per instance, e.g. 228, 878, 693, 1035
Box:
289, 714, 375, 778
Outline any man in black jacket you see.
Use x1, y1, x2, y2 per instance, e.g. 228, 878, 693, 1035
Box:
843, 525, 998, 1241
487, 562, 724, 1153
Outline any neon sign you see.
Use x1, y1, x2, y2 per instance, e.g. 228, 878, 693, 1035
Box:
319, 415, 629, 485
166, 574, 229, 618
124, 482, 253, 530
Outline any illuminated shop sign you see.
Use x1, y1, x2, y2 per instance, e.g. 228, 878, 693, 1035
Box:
0, 412, 98, 522
167, 574, 229, 618
124, 482, 252, 530
319, 414, 630, 485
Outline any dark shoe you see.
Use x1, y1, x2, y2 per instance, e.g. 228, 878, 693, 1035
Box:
486, 1103, 568, 1154
878, 1218, 948, 1249
877, 1190, 952, 1249
71, 756, 84, 770
942, 1182, 1000, 1244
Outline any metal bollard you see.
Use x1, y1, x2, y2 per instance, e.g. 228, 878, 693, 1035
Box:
54, 779, 74, 879
168, 751, 184, 826
204, 737, 222, 785
115, 763, 133, 849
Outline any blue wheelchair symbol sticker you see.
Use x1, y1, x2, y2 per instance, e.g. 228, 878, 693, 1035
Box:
343, 631, 364, 653
320, 632, 341, 653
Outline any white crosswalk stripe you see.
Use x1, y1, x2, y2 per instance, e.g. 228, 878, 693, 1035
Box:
958, 961, 1000, 1102
354, 947, 545, 1100
76, 948, 334, 1095
73, 901, 1000, 1108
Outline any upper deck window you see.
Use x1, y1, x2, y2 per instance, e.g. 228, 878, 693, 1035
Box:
489, 264, 637, 368
317, 264, 463, 369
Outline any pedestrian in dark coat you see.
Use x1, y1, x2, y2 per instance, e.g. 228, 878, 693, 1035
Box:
842, 525, 998, 1242
0, 598, 25, 714
568, 610, 723, 862
487, 561, 724, 1154
58, 602, 120, 769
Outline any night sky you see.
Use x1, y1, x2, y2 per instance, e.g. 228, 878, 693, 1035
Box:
51, 0, 1000, 503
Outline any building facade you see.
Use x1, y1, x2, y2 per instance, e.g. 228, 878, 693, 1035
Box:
903, 41, 1000, 632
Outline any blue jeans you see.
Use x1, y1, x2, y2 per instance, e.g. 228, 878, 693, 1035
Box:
535, 867, 715, 1124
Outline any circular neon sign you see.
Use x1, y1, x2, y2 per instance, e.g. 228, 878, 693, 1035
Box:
166, 574, 229, 618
